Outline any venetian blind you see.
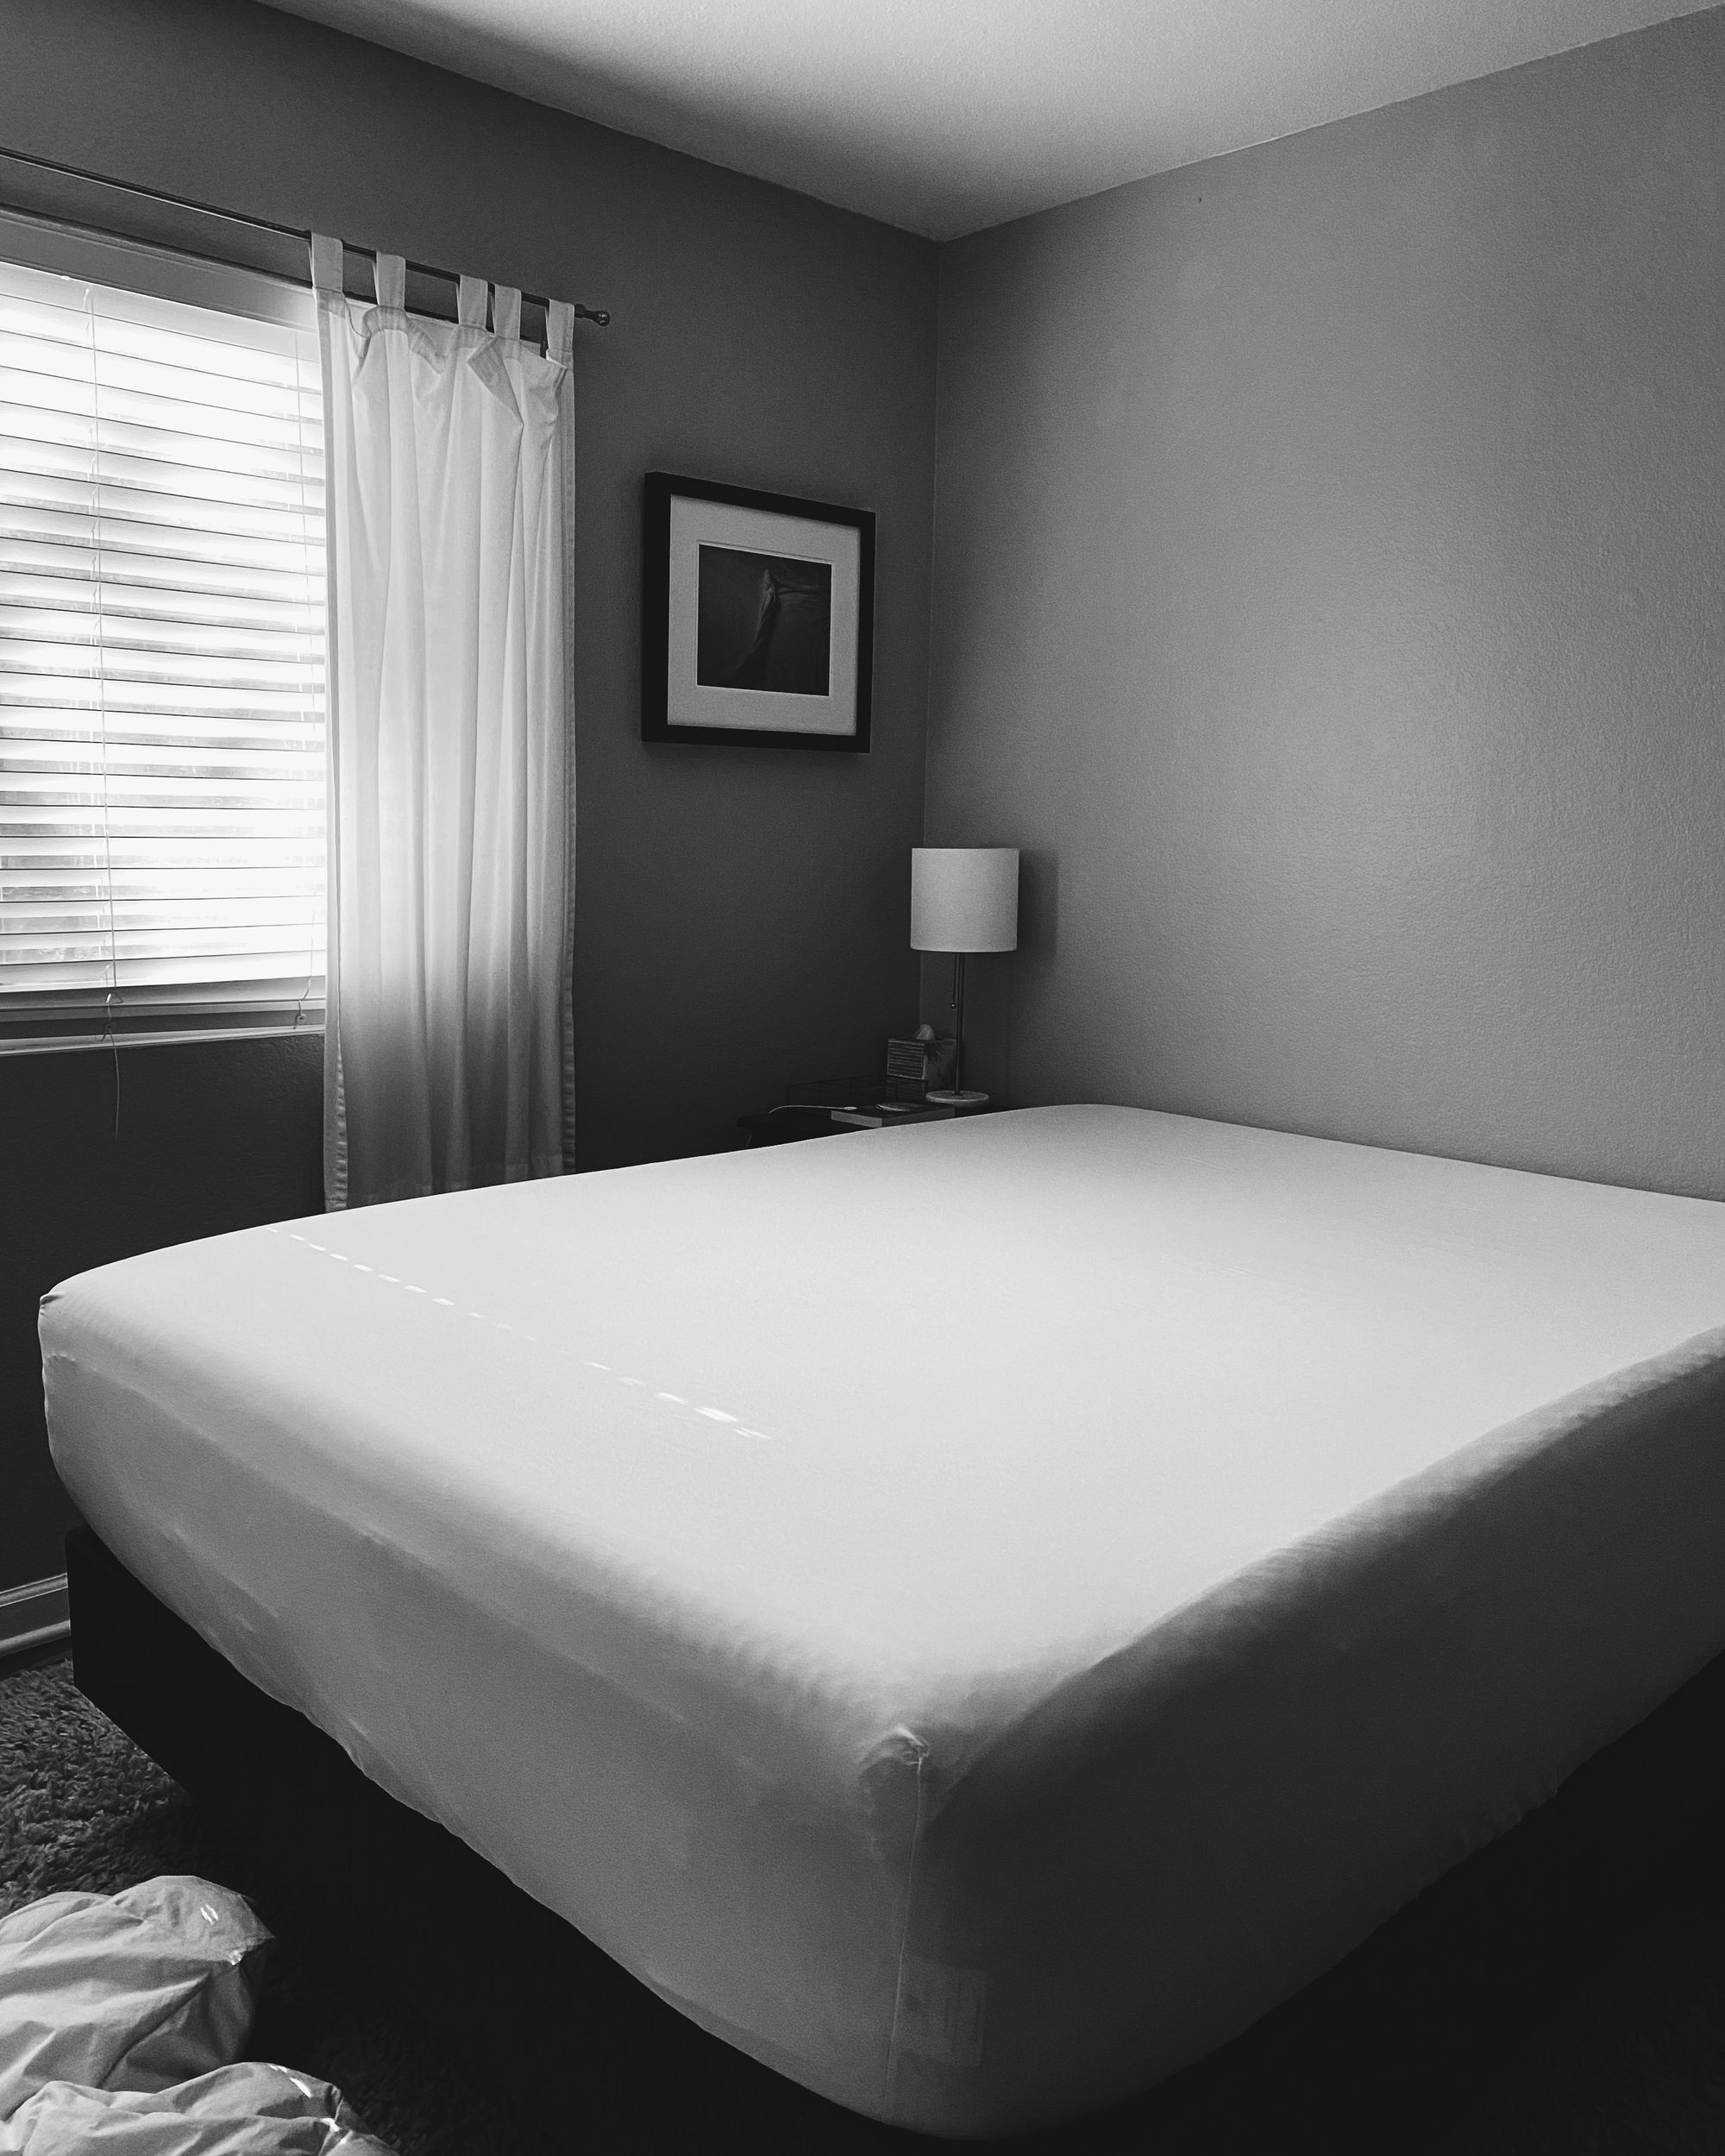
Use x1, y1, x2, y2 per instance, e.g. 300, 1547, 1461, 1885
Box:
0, 229, 325, 1047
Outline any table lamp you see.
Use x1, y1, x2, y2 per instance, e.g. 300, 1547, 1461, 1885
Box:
911, 847, 1019, 1107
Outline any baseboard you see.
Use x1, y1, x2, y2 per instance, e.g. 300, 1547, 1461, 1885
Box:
0, 1570, 71, 1658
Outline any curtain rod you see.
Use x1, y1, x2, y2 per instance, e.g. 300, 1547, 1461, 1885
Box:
0, 144, 611, 326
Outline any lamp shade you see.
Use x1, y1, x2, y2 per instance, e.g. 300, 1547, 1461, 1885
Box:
910, 847, 1019, 952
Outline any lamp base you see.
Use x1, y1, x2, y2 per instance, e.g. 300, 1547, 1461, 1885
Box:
927, 1089, 989, 1109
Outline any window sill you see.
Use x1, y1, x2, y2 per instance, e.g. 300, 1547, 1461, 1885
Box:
0, 1022, 325, 1057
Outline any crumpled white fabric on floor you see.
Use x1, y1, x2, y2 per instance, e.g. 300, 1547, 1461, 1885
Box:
0, 1880, 269, 2122
312, 237, 577, 1210
0, 2062, 394, 2154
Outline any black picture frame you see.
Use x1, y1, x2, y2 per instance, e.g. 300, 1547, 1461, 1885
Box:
641, 473, 875, 752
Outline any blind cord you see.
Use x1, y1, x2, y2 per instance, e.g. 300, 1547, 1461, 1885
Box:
104, 989, 121, 1141
88, 279, 122, 1138
293, 326, 320, 1027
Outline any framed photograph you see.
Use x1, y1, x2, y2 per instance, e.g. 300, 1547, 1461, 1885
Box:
641, 473, 875, 751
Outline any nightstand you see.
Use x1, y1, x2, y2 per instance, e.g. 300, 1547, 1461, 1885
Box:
737, 1100, 1003, 1147
737, 1105, 850, 1147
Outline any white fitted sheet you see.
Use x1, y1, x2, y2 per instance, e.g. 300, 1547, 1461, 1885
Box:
41, 1106, 1725, 2136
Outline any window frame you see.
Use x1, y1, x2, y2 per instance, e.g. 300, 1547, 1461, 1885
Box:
0, 206, 327, 1056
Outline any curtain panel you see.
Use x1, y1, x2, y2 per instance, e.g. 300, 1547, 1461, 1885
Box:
313, 239, 576, 1208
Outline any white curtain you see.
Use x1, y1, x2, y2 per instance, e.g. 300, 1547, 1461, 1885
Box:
312, 239, 575, 1208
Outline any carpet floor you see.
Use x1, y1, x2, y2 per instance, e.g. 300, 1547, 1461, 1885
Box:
0, 1647, 529, 2155
3, 1641, 1725, 2154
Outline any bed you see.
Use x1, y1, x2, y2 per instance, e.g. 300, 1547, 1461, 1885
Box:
40, 1105, 1725, 2139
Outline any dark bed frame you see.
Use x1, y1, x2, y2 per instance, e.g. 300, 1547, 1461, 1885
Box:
66, 1524, 1725, 2153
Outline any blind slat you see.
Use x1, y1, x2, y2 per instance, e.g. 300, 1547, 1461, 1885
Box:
0, 370, 318, 456
0, 405, 324, 486
3, 469, 324, 535
1, 639, 323, 688
4, 742, 321, 769
1, 500, 323, 571
0, 581, 323, 638
2, 952, 323, 989
2, 682, 321, 720
0, 310, 319, 392
2, 453, 324, 523
2, 622, 323, 664
0, 537, 323, 604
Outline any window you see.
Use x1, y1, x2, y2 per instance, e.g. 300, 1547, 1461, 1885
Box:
0, 214, 325, 1049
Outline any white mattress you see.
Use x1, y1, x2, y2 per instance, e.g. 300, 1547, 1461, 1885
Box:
41, 1106, 1725, 2137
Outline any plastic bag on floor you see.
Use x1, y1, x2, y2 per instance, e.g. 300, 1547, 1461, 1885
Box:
0, 1879, 270, 2121
0, 2061, 395, 2153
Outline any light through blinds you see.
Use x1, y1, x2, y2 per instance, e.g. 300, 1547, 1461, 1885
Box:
0, 245, 325, 1047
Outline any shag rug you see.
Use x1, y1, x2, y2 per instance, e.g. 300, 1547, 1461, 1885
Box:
3, 1642, 1725, 2154
0, 1649, 529, 2155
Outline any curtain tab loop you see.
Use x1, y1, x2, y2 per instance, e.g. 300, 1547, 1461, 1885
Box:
492, 286, 522, 343
309, 234, 343, 295
373, 253, 406, 309
457, 273, 487, 328
546, 299, 574, 364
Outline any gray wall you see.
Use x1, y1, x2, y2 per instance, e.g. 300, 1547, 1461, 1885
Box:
926, 8, 1725, 1197
1, 1038, 323, 1592
0, 0, 938, 1587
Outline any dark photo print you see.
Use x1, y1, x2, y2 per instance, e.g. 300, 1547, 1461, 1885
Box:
695, 544, 832, 695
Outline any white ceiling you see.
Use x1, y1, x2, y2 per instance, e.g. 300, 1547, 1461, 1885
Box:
263, 0, 1713, 241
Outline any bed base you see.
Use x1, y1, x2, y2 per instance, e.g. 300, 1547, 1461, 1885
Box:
66, 1526, 1725, 2152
